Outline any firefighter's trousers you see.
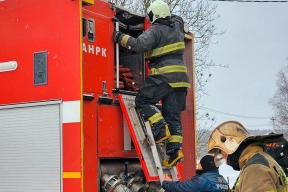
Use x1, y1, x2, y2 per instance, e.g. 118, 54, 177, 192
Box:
135, 76, 187, 155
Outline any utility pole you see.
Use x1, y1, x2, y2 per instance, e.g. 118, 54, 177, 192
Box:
270, 117, 276, 132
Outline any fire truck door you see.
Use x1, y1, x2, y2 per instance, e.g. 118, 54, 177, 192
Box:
0, 101, 61, 192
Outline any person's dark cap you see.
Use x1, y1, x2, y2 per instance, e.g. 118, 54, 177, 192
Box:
200, 155, 218, 171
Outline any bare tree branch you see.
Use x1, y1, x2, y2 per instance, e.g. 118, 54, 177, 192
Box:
270, 64, 288, 129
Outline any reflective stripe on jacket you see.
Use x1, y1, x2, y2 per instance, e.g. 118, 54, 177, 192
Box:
125, 16, 190, 88
144, 41, 185, 58
149, 63, 190, 88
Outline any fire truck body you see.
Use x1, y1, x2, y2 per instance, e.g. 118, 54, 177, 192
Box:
0, 0, 196, 191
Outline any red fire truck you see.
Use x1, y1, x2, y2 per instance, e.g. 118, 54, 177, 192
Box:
0, 0, 196, 191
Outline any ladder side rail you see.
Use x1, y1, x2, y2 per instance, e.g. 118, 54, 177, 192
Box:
144, 122, 165, 183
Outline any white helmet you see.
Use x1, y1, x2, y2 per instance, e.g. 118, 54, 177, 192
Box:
147, 0, 171, 23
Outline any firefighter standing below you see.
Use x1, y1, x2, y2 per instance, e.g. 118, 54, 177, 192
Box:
162, 155, 229, 192
207, 121, 288, 192
113, 0, 190, 166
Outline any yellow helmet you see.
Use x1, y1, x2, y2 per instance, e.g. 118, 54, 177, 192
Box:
147, 0, 171, 23
207, 121, 253, 155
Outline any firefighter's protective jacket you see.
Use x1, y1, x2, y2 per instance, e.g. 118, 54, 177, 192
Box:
162, 170, 228, 192
119, 15, 190, 88
232, 143, 288, 192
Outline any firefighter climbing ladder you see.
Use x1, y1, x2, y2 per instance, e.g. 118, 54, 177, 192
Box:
118, 94, 179, 183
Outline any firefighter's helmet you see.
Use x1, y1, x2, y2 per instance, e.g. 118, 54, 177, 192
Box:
147, 0, 171, 23
207, 121, 253, 155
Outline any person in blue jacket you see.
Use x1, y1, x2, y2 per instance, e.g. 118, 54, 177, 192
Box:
162, 155, 229, 192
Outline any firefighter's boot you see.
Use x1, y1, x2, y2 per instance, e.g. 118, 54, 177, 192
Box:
163, 149, 184, 167
155, 125, 171, 144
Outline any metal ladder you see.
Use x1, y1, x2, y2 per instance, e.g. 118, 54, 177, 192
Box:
118, 94, 179, 183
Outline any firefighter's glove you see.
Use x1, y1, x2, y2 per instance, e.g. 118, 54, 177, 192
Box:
113, 31, 123, 44
113, 31, 131, 49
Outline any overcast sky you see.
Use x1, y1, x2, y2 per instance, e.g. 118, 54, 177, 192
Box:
199, 1, 288, 131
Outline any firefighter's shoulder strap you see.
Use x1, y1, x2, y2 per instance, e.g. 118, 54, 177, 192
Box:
118, 94, 180, 183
